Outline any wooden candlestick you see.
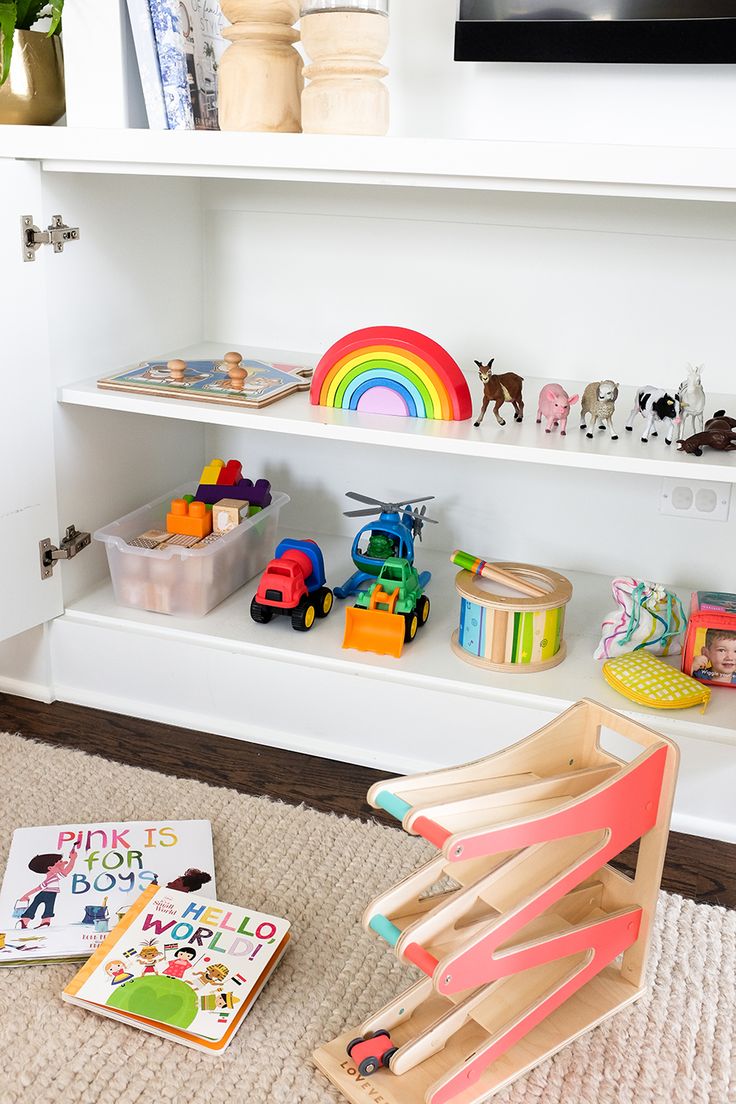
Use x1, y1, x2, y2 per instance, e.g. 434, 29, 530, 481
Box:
300, 9, 389, 135
218, 0, 303, 132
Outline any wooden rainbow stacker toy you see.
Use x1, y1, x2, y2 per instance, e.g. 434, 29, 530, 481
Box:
313, 699, 678, 1104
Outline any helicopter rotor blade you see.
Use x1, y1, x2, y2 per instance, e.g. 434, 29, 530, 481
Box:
343, 507, 385, 518
344, 491, 386, 507
393, 496, 435, 509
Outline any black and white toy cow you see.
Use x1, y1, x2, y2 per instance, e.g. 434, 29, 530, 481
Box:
625, 387, 681, 445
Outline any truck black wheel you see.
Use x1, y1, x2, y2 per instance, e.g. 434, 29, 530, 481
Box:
358, 1057, 380, 1077
346, 1037, 364, 1058
250, 599, 274, 624
403, 611, 418, 642
315, 587, 334, 618
416, 595, 430, 625
382, 1047, 398, 1069
292, 601, 317, 631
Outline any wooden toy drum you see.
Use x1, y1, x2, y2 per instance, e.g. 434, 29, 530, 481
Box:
451, 562, 572, 674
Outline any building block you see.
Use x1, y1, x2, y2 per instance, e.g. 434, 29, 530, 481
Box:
199, 458, 225, 484
314, 699, 678, 1104
212, 499, 247, 535
166, 498, 213, 539
216, 459, 243, 486
195, 477, 272, 509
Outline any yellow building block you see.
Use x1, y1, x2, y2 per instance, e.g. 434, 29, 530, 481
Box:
166, 499, 213, 539
199, 458, 225, 485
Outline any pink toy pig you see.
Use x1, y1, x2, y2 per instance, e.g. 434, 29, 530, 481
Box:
536, 384, 580, 436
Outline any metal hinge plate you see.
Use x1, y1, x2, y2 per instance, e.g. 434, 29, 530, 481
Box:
39, 525, 91, 579
22, 214, 80, 262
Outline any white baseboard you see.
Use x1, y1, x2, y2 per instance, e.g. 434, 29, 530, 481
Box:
0, 675, 54, 704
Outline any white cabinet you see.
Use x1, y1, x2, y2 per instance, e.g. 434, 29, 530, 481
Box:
0, 129, 735, 842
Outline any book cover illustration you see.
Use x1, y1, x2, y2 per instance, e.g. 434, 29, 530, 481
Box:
180, 0, 227, 130
127, 0, 169, 129
98, 358, 313, 410
63, 885, 290, 1052
0, 821, 215, 966
149, 0, 196, 129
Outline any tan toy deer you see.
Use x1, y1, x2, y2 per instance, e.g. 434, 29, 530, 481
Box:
472, 359, 524, 427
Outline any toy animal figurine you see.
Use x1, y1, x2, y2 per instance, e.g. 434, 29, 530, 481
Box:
536, 383, 579, 435
677, 364, 706, 440
677, 412, 736, 456
473, 359, 524, 427
625, 387, 681, 444
580, 380, 619, 440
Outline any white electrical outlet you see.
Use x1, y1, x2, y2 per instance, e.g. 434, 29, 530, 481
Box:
659, 478, 732, 522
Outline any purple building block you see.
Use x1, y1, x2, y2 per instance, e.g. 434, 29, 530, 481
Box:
195, 478, 272, 509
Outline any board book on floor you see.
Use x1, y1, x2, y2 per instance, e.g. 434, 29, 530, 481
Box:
0, 820, 215, 965
62, 883, 291, 1053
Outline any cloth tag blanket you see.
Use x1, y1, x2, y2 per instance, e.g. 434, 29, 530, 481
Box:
594, 577, 686, 660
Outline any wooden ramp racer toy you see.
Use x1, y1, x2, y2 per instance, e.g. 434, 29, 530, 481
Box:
314, 699, 678, 1104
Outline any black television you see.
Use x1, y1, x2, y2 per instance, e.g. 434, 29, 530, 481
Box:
454, 0, 736, 63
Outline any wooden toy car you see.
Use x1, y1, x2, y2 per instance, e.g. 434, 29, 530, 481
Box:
345, 1030, 397, 1076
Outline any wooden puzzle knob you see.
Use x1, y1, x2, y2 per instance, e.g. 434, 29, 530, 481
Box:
224, 351, 247, 391
168, 359, 187, 383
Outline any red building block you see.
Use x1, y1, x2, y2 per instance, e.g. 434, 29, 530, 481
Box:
217, 459, 243, 486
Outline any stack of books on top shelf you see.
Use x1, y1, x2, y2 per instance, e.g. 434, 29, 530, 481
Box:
127, 0, 228, 130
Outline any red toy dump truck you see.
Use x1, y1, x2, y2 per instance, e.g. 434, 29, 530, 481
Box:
250, 538, 333, 631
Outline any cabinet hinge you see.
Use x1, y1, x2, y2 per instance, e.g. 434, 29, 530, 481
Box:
39, 525, 91, 580
22, 214, 80, 262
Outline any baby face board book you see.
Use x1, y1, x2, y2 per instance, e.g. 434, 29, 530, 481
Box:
63, 884, 291, 1054
0, 821, 215, 965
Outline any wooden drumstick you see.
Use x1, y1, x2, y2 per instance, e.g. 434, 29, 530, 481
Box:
450, 550, 547, 599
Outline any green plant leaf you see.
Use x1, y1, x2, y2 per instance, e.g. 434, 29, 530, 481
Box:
47, 0, 62, 35
0, 1, 17, 85
15, 0, 38, 29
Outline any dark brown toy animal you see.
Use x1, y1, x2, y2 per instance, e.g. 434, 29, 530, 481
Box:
677, 411, 736, 456
166, 867, 213, 893
473, 359, 524, 428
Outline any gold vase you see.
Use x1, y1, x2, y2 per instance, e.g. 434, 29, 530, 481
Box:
0, 29, 65, 125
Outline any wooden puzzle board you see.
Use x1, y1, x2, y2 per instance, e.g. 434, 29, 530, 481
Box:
98, 358, 312, 410
313, 969, 642, 1104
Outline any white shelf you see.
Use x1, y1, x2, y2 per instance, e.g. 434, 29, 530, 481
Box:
59, 344, 736, 483
64, 531, 735, 748
3, 127, 736, 200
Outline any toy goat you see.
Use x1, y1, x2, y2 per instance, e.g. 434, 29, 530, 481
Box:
625, 387, 681, 444
677, 364, 706, 440
473, 359, 524, 428
580, 380, 619, 440
677, 411, 736, 456
536, 383, 579, 436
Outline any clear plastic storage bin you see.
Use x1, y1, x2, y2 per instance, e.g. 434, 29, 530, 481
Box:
94, 483, 289, 617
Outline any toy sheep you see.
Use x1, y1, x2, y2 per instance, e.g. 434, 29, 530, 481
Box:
536, 384, 579, 436
580, 380, 619, 440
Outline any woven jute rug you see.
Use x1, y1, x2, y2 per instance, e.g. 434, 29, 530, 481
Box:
0, 731, 733, 1104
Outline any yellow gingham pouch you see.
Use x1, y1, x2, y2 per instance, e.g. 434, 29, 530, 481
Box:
602, 651, 710, 711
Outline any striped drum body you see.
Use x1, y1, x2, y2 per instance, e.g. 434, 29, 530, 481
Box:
451, 564, 572, 674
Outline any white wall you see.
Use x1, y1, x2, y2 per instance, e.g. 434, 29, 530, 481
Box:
384, 1, 736, 146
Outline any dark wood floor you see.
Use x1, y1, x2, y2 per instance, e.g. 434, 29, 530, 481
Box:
1, 693, 734, 908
